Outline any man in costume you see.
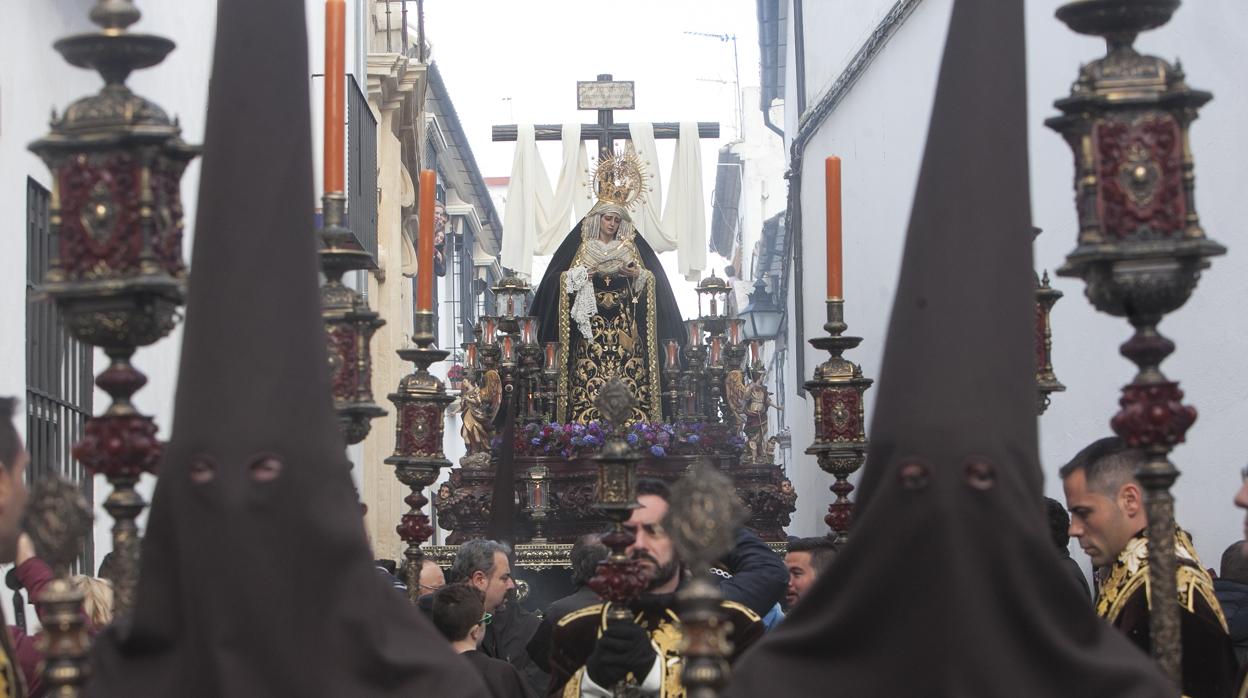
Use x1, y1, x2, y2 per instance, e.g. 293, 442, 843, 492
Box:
1045, 495, 1090, 599
0, 398, 29, 697
547, 479, 766, 696
783, 537, 837, 611
1062, 437, 1237, 698
529, 152, 686, 424
725, 0, 1176, 695
81, 1, 485, 695
527, 534, 608, 674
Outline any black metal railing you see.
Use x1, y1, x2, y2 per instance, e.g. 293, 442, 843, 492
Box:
346, 74, 378, 262
25, 177, 94, 572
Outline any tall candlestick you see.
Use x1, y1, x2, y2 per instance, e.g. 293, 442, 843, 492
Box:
323, 0, 345, 194
825, 156, 843, 300
417, 169, 436, 311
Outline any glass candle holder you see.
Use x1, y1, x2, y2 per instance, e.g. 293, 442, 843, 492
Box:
522, 317, 537, 345
665, 341, 680, 370
466, 343, 478, 370
502, 335, 515, 364
728, 319, 743, 346
482, 316, 498, 343
544, 342, 559, 371
709, 336, 723, 365
687, 320, 702, 347
749, 340, 761, 363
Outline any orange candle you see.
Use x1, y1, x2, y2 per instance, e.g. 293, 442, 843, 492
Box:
323, 0, 346, 193
825, 156, 843, 299
417, 169, 436, 311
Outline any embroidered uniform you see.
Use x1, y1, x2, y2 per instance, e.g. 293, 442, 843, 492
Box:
548, 599, 762, 697
1097, 529, 1237, 698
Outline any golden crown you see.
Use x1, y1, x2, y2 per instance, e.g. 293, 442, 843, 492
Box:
589, 148, 650, 211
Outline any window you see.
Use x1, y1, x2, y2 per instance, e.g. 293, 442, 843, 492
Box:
25, 177, 94, 569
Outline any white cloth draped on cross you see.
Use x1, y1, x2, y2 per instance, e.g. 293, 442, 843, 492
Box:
500, 122, 706, 280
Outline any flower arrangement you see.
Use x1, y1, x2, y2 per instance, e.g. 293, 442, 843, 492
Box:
515, 420, 745, 459
447, 363, 466, 391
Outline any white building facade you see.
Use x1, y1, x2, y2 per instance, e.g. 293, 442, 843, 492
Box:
767, 0, 1248, 570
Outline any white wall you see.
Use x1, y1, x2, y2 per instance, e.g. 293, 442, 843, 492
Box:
783, 0, 1248, 573
0, 0, 373, 578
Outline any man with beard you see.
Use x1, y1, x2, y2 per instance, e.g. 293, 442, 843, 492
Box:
546, 479, 766, 696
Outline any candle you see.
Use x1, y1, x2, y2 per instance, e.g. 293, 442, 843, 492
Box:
709, 336, 723, 365
323, 0, 345, 193
728, 319, 742, 346
825, 156, 843, 299
710, 294, 718, 317
665, 341, 679, 370
502, 335, 515, 364
750, 340, 761, 363
685, 393, 697, 415
483, 316, 497, 342
522, 317, 536, 344
417, 170, 436, 311
466, 343, 478, 370
688, 320, 702, 347
544, 342, 558, 370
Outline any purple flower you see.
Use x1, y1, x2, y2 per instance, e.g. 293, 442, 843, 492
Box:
687, 434, 700, 444
650, 445, 666, 457
626, 433, 639, 446
584, 435, 600, 447
530, 437, 542, 446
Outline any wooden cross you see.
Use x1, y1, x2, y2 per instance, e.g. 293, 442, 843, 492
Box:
491, 74, 720, 159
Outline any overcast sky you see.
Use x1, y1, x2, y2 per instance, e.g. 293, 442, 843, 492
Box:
423, 1, 764, 313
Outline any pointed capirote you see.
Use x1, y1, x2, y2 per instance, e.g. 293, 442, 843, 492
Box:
726, 1, 1174, 695
84, 1, 485, 695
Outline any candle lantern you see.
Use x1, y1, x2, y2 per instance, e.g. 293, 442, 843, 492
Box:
544, 342, 559, 371
386, 316, 454, 604
521, 317, 537, 345
1046, 0, 1223, 678
805, 301, 874, 543
465, 342, 479, 371
523, 463, 552, 543
1034, 270, 1066, 415
493, 275, 531, 335
687, 320, 702, 347
30, 0, 198, 616
320, 238, 386, 444
482, 316, 499, 344
709, 336, 723, 367
502, 335, 516, 366
695, 272, 732, 337
728, 318, 744, 346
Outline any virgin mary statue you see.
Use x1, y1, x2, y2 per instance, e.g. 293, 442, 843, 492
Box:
530, 151, 686, 424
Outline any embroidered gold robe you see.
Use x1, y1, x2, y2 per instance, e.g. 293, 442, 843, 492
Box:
547, 600, 762, 697
1097, 529, 1237, 698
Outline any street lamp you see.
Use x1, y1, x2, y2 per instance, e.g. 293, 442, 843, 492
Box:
737, 278, 783, 341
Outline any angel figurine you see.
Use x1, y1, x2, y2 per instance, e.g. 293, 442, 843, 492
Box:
459, 369, 501, 456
